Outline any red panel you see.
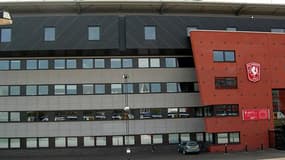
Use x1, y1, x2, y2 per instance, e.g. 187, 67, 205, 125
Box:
242, 109, 270, 120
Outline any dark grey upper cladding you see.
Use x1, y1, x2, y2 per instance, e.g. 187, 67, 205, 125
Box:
1, 14, 285, 52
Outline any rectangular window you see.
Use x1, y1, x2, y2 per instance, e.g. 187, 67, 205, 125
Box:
54, 59, 65, 69
10, 139, 20, 148
0, 112, 8, 122
144, 26, 156, 40
122, 59, 133, 68
82, 59, 93, 69
38, 85, 49, 95
26, 60, 37, 70
66, 85, 77, 95
96, 137, 106, 146
138, 58, 149, 68
66, 59, 77, 69
139, 83, 150, 93
153, 135, 163, 144
94, 59, 105, 68
168, 108, 178, 118
67, 137, 78, 147
141, 135, 152, 145
95, 84, 105, 94
0, 86, 8, 96
26, 85, 37, 96
1, 28, 11, 42
95, 111, 107, 120
150, 58, 160, 68
196, 133, 204, 141
39, 138, 49, 148
10, 86, 20, 96
10, 60, 21, 70
38, 60, 49, 69
123, 84, 133, 94
44, 27, 55, 41
217, 133, 228, 144
229, 132, 240, 143
83, 111, 95, 121
0, 60, 9, 70
186, 27, 197, 37
180, 133, 190, 142
88, 26, 100, 40
83, 84, 94, 95
0, 139, 8, 149
165, 58, 176, 68
214, 104, 239, 116
26, 138, 37, 148
124, 136, 135, 145
55, 137, 66, 147
84, 137, 95, 147
168, 134, 179, 144
215, 77, 237, 89
111, 84, 122, 94
226, 27, 237, 31
54, 85, 65, 95
271, 28, 285, 33
112, 136, 124, 146
213, 50, 235, 62
10, 112, 20, 122
167, 83, 177, 93
151, 83, 161, 93
111, 59, 121, 68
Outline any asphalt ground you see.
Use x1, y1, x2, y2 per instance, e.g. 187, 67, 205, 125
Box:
0, 146, 285, 160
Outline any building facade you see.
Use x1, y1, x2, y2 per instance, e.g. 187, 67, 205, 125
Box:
0, 0, 285, 152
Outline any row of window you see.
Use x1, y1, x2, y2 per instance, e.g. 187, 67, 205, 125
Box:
0, 105, 239, 123
0, 82, 198, 96
215, 77, 237, 89
0, 57, 194, 70
0, 132, 240, 149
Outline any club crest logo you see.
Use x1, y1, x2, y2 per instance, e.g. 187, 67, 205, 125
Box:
246, 62, 260, 83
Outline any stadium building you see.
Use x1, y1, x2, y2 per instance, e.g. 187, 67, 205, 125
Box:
0, 0, 285, 152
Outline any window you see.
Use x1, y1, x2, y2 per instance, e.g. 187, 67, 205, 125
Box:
123, 84, 133, 94
88, 26, 100, 40
196, 133, 204, 142
178, 82, 192, 93
82, 59, 93, 69
66, 59, 77, 69
153, 135, 163, 144
138, 58, 149, 68
213, 50, 235, 62
83, 111, 95, 121
95, 111, 107, 120
0, 112, 8, 122
151, 83, 161, 93
94, 59, 105, 68
112, 136, 123, 146
139, 83, 150, 93
124, 136, 135, 145
38, 60, 49, 69
95, 84, 105, 94
271, 28, 285, 33
150, 58, 160, 68
26, 60, 37, 70
10, 139, 20, 148
67, 137, 78, 147
0, 86, 8, 96
66, 85, 77, 95
214, 104, 239, 116
165, 58, 176, 68
166, 83, 177, 93
54, 59, 65, 69
111, 84, 122, 94
226, 27, 237, 31
0, 60, 9, 70
111, 59, 121, 68
84, 137, 95, 147
83, 84, 94, 95
10, 112, 20, 122
217, 133, 228, 144
141, 135, 152, 145
38, 85, 49, 95
1, 28, 11, 42
26, 85, 37, 95
39, 138, 49, 148
122, 59, 133, 68
144, 26, 156, 40
215, 77, 237, 89
26, 138, 37, 148
168, 108, 178, 118
0, 139, 8, 148
10, 60, 21, 70
55, 137, 66, 147
9, 86, 20, 96
186, 27, 197, 37
168, 134, 179, 144
54, 85, 65, 95
44, 27, 55, 41
229, 132, 240, 143
180, 133, 190, 142
96, 137, 106, 146
205, 133, 213, 143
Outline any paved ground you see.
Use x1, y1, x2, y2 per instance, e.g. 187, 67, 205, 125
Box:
0, 146, 285, 160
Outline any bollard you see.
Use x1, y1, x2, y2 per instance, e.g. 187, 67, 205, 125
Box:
224, 144, 228, 154
245, 144, 248, 152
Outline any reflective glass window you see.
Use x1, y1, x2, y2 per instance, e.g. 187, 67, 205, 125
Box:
38, 60, 49, 69
139, 83, 150, 93
66, 85, 77, 95
26, 60, 37, 70
111, 59, 121, 68
141, 135, 152, 145
153, 135, 163, 144
217, 133, 228, 144
84, 137, 95, 147
54, 59, 65, 69
39, 138, 49, 148
54, 85, 65, 95
94, 59, 105, 68
44, 27, 55, 41
0, 60, 9, 70
144, 26, 156, 40
83, 84, 94, 95
166, 83, 177, 93
112, 136, 123, 146
55, 137, 66, 147
0, 112, 8, 122
96, 137, 106, 146
67, 137, 78, 147
38, 85, 49, 95
26, 85, 37, 95
82, 59, 93, 69
151, 83, 161, 93
26, 138, 37, 148
0, 139, 8, 148
0, 86, 8, 96
150, 58, 160, 68
10, 60, 21, 70
66, 59, 77, 69
138, 58, 149, 68
180, 133, 190, 142
111, 84, 122, 94
95, 84, 105, 94
165, 58, 176, 68
168, 134, 179, 144
10, 112, 20, 122
88, 26, 100, 40
122, 59, 133, 68
1, 28, 11, 42
10, 139, 20, 148
124, 136, 135, 145
123, 84, 133, 93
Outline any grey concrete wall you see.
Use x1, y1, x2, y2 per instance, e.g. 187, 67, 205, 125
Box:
0, 118, 205, 137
